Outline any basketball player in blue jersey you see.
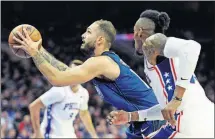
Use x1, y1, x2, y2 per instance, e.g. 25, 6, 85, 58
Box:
13, 20, 164, 138
107, 10, 214, 138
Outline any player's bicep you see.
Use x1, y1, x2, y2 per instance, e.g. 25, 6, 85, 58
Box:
164, 37, 201, 58
55, 57, 104, 86
164, 37, 201, 89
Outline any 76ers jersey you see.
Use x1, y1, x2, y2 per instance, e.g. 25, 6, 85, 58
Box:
144, 57, 199, 109
39, 86, 89, 138
144, 37, 214, 138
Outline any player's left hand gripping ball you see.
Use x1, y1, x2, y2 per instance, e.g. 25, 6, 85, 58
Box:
13, 28, 42, 56
161, 99, 181, 126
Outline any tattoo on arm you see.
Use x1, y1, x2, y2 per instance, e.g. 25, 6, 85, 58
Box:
33, 51, 46, 67
40, 48, 68, 71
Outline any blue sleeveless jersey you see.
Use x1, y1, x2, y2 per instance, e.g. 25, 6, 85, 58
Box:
92, 51, 158, 111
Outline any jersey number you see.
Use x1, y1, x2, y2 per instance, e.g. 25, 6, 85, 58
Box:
69, 113, 74, 119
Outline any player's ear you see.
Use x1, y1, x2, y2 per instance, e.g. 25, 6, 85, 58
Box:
96, 36, 104, 45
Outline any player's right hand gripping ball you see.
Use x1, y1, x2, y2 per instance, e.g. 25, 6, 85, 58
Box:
8, 24, 41, 58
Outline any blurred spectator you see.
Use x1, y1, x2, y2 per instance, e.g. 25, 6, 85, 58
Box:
17, 129, 30, 139
6, 129, 16, 139
18, 115, 32, 134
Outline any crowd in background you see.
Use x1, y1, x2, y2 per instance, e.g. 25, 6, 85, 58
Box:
1, 46, 128, 138
1, 1, 214, 138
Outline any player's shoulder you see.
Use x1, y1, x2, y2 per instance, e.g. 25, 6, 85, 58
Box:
48, 86, 68, 96
50, 86, 65, 92
167, 36, 186, 41
167, 37, 199, 45
83, 56, 114, 73
40, 86, 67, 103
85, 56, 111, 65
166, 37, 184, 46
78, 86, 89, 96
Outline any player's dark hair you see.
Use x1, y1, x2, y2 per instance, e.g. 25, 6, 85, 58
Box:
96, 19, 116, 47
140, 9, 170, 34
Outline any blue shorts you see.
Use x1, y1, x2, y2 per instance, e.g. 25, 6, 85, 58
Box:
126, 120, 166, 139
148, 112, 183, 138
149, 125, 177, 138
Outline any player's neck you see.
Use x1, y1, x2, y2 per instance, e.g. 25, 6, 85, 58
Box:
94, 46, 109, 56
70, 85, 80, 93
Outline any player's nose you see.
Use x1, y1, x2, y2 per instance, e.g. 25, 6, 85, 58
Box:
81, 33, 85, 40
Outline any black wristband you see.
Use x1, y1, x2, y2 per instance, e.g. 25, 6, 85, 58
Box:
173, 96, 182, 101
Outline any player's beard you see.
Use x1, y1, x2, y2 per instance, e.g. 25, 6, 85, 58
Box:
80, 41, 96, 57
135, 49, 144, 56
134, 40, 144, 56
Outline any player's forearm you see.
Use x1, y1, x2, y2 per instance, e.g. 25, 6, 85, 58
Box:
29, 105, 41, 133
32, 51, 63, 85
80, 111, 97, 137
174, 85, 186, 99
131, 104, 164, 122
32, 52, 86, 86
39, 46, 69, 71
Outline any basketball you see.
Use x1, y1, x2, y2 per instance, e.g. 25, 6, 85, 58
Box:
8, 24, 41, 58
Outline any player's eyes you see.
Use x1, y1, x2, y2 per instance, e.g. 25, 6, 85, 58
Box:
87, 30, 91, 34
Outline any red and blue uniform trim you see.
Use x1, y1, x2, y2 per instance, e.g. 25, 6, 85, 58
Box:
44, 105, 53, 139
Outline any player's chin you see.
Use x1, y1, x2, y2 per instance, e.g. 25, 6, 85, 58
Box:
80, 44, 85, 49
80, 44, 90, 56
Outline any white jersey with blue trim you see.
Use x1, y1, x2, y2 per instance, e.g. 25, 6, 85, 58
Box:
144, 57, 180, 109
39, 85, 89, 138
144, 37, 211, 110
143, 37, 214, 138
